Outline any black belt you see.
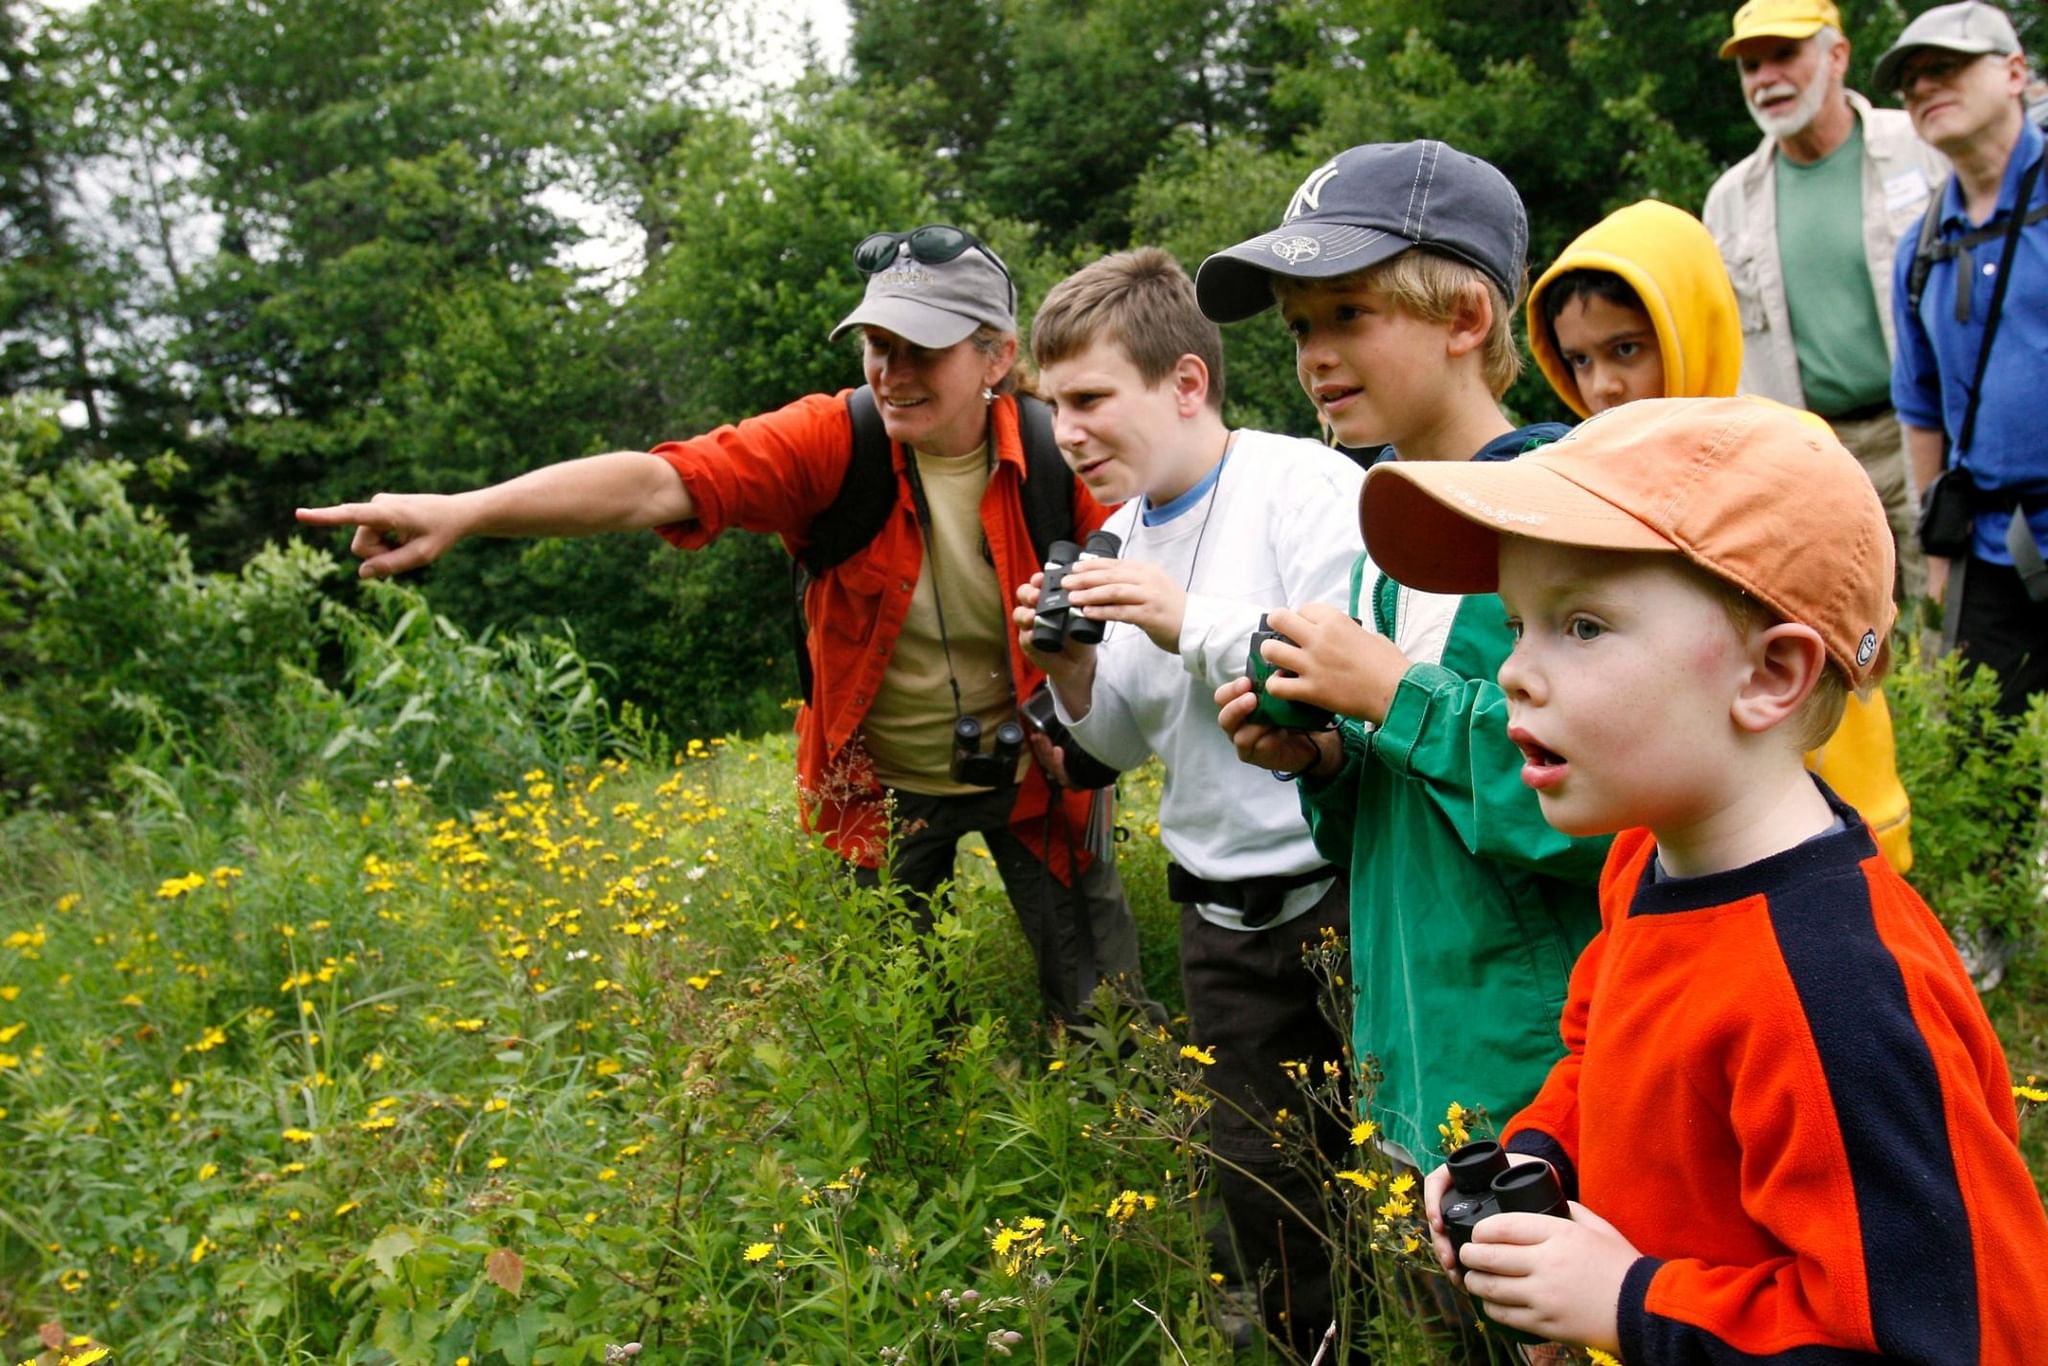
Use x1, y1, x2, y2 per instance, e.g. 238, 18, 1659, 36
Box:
1167, 861, 1340, 929
1823, 400, 1894, 426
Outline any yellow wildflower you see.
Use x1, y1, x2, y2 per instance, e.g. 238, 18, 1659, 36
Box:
486, 1154, 508, 1170
1179, 1045, 1216, 1066
155, 872, 206, 900
281, 1128, 314, 1144
1350, 1120, 1377, 1146
743, 1241, 775, 1263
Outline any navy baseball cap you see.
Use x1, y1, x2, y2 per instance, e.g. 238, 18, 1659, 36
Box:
1196, 141, 1530, 323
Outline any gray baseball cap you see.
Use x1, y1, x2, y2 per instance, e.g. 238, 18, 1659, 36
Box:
828, 238, 1017, 348
1195, 141, 1529, 324
1874, 1, 2022, 95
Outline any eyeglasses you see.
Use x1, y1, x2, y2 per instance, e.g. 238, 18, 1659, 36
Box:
1894, 50, 1989, 97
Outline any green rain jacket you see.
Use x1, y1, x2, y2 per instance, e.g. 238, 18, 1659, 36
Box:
1302, 543, 1609, 1166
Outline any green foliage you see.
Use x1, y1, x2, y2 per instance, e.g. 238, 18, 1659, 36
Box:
1888, 640, 2048, 948
0, 393, 652, 816
0, 738, 1524, 1364
0, 395, 331, 805
16, 0, 2048, 777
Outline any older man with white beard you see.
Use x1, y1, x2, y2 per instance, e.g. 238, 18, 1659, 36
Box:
1704, 0, 1948, 604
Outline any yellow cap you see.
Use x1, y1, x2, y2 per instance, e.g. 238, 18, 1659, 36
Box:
1719, 0, 1844, 58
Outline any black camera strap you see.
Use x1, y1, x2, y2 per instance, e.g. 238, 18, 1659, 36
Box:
1954, 153, 2040, 458
790, 388, 1072, 707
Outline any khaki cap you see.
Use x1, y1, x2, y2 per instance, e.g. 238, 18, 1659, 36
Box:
1874, 2, 2023, 95
1360, 397, 1897, 687
1719, 0, 1844, 58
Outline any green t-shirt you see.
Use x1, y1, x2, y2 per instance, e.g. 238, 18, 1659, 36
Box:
1774, 122, 1895, 416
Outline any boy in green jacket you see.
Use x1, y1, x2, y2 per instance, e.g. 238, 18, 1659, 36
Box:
1201, 142, 1608, 1173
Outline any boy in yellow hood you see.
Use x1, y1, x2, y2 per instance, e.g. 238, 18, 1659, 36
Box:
1528, 199, 1913, 874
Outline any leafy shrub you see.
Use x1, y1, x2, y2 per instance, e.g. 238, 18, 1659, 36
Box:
0, 391, 658, 818
1889, 638, 2048, 949
0, 394, 332, 806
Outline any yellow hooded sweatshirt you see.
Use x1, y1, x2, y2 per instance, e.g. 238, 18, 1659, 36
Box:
1527, 199, 1912, 873
1528, 199, 1741, 418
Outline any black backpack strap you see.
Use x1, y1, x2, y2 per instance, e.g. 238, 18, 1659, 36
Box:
801, 386, 896, 576
1908, 170, 2048, 325
1906, 172, 1951, 323
789, 388, 1073, 707
1013, 393, 1075, 562
792, 385, 899, 705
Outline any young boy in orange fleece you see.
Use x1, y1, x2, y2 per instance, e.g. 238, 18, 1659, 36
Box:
1377, 398, 2048, 1361
1527, 198, 1914, 878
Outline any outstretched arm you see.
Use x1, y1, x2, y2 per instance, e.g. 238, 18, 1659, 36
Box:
296, 451, 695, 579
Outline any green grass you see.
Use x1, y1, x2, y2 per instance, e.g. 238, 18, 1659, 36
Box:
1, 732, 2043, 1365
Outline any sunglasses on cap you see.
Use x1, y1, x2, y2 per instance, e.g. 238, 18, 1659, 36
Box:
854, 225, 1014, 291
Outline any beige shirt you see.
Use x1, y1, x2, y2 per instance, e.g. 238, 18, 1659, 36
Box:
860, 444, 1023, 794
1702, 92, 1949, 408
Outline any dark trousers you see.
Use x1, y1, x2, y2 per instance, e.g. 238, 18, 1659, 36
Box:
1956, 556, 2048, 719
853, 784, 1152, 1023
1181, 881, 1352, 1356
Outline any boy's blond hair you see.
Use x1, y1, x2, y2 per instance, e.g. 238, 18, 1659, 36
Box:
1702, 570, 1855, 752
1030, 248, 1227, 410
1276, 249, 1523, 398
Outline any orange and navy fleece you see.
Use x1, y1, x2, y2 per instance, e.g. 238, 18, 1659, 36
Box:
1503, 781, 2048, 1363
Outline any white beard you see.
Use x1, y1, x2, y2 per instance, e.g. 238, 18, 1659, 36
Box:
1747, 70, 1831, 139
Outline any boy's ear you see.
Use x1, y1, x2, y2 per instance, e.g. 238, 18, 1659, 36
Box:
1171, 353, 1212, 417
1443, 281, 1495, 361
1730, 622, 1828, 736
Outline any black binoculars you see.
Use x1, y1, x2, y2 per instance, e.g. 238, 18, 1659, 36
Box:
1441, 1141, 1569, 1252
1018, 687, 1121, 790
951, 714, 1025, 788
1440, 1140, 1569, 1345
1032, 530, 1122, 653
1246, 613, 1335, 730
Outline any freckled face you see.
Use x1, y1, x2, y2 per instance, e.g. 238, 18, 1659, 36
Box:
1495, 539, 1753, 839
1551, 294, 1666, 414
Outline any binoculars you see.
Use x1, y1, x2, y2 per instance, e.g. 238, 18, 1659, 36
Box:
1246, 614, 1334, 730
1032, 530, 1123, 653
951, 714, 1026, 788
1440, 1140, 1570, 1345
1018, 686, 1120, 790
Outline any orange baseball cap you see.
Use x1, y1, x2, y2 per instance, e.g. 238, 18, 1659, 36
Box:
1719, 0, 1844, 58
1360, 397, 1896, 686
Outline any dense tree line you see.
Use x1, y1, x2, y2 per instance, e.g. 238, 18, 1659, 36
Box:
2, 0, 2009, 742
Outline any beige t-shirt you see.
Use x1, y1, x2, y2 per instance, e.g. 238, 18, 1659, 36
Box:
860, 444, 1023, 794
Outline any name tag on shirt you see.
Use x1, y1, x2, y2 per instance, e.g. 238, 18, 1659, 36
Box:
1883, 169, 1933, 223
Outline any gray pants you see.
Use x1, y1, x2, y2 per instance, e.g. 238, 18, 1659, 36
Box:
1830, 409, 1926, 606
854, 783, 1156, 1023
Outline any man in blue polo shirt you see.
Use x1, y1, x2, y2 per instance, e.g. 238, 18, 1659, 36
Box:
1885, 1, 2047, 718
